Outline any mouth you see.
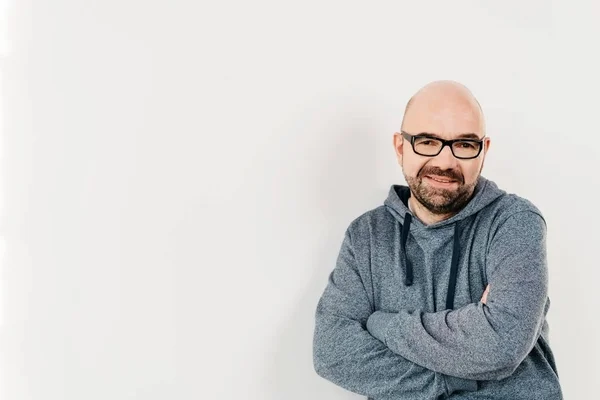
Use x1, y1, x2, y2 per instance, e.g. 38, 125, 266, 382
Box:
423, 175, 460, 187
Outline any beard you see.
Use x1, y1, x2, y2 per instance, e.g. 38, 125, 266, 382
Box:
403, 165, 478, 215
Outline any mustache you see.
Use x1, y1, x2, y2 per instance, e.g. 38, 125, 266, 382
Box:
419, 168, 463, 183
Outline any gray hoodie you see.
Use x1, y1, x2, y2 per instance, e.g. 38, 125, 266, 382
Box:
313, 176, 562, 399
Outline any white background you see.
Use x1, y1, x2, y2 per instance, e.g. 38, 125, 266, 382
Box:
1, 1, 598, 399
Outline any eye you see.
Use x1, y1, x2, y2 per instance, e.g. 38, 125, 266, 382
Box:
457, 141, 476, 149
416, 138, 441, 146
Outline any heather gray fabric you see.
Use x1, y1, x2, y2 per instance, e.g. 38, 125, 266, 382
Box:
313, 175, 562, 399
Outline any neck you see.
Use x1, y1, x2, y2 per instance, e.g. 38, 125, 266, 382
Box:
408, 196, 457, 225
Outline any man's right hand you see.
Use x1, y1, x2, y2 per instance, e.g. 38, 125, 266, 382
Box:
480, 284, 490, 304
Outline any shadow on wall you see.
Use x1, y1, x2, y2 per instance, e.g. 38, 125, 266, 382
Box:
265, 100, 380, 400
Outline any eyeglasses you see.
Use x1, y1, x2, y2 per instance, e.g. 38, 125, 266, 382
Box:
400, 131, 486, 160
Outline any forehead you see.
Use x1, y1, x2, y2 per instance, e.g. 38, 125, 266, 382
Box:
403, 98, 485, 139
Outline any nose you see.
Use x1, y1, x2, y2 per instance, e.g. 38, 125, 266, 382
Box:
430, 144, 458, 169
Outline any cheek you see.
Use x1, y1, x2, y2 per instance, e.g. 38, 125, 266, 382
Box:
460, 161, 483, 182
403, 158, 428, 176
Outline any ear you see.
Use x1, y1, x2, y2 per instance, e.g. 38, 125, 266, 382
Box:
483, 137, 491, 155
393, 132, 404, 164
479, 137, 491, 173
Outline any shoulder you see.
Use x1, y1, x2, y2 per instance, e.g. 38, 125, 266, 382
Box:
491, 192, 546, 226
344, 205, 394, 245
486, 193, 547, 243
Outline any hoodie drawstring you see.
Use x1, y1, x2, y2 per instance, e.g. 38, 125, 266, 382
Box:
445, 222, 462, 310
400, 213, 463, 310
400, 213, 413, 286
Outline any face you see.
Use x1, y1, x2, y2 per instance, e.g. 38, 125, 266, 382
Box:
394, 95, 491, 215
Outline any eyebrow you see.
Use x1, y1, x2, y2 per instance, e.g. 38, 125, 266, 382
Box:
418, 132, 482, 140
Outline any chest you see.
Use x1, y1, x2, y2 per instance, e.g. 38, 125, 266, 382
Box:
360, 223, 490, 313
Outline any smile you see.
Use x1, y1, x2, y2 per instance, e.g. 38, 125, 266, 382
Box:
424, 175, 459, 185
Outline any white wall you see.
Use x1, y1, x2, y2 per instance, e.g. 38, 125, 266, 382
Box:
1, 1, 598, 399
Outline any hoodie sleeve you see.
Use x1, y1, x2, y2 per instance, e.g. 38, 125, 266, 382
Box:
365, 210, 548, 381
313, 227, 478, 398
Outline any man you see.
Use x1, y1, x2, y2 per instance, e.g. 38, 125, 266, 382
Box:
312, 81, 562, 399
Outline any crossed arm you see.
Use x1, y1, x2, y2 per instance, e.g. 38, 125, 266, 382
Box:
314, 210, 548, 395
365, 211, 549, 381
313, 228, 478, 399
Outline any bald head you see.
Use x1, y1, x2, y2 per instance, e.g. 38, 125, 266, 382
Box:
401, 80, 485, 135
395, 81, 490, 221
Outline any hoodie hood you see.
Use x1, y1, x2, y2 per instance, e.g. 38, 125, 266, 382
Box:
383, 175, 506, 309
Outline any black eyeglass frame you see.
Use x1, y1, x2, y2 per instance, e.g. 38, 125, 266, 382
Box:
400, 130, 486, 160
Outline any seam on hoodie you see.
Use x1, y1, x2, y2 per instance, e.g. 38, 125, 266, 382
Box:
367, 221, 376, 314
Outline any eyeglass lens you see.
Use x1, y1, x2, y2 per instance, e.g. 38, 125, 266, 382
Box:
413, 137, 481, 158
